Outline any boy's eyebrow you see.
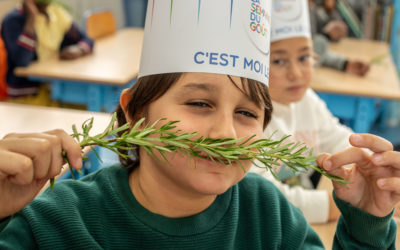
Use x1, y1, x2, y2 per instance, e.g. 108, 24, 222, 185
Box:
270, 49, 288, 55
299, 46, 312, 52
181, 83, 218, 92
271, 46, 312, 54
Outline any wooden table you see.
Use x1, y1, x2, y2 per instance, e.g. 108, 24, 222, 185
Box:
311, 38, 400, 133
0, 102, 113, 184
0, 102, 111, 138
15, 28, 144, 112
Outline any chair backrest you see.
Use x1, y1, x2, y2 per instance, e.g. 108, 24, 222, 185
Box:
0, 33, 8, 100
84, 9, 117, 40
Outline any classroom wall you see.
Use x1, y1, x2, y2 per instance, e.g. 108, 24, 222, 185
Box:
0, 0, 19, 21
65, 0, 125, 29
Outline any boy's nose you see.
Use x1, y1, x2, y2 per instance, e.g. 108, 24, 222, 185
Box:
287, 62, 302, 80
208, 113, 237, 140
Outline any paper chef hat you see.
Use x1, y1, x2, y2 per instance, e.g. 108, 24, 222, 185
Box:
270, 0, 311, 42
139, 0, 272, 86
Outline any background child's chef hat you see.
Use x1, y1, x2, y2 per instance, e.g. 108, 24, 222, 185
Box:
270, 0, 311, 42
139, 0, 272, 86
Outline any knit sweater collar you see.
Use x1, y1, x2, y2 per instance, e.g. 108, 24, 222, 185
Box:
109, 166, 234, 236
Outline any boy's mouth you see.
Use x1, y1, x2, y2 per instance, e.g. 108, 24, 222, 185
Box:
197, 154, 231, 165
287, 85, 303, 92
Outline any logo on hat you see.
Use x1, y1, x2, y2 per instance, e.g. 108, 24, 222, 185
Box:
273, 0, 302, 21
242, 0, 271, 54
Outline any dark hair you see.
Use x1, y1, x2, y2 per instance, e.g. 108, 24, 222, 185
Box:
116, 73, 273, 170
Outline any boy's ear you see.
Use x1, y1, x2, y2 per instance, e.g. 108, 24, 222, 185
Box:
120, 89, 133, 124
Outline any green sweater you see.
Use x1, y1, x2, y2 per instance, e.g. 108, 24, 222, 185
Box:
0, 165, 396, 249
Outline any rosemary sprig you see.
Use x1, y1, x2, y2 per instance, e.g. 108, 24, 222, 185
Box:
50, 113, 349, 189
369, 53, 388, 65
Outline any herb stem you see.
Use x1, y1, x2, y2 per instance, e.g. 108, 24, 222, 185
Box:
49, 113, 350, 189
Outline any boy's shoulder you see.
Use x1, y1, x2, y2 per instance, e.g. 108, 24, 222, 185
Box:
2, 8, 26, 29
3, 8, 25, 22
300, 88, 321, 103
38, 165, 125, 202
295, 88, 327, 111
22, 165, 126, 218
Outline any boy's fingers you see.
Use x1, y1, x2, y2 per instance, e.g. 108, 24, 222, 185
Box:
371, 151, 400, 169
2, 134, 61, 179
316, 153, 330, 167
0, 137, 55, 178
0, 150, 34, 185
5, 131, 82, 170
31, 139, 52, 179
377, 178, 400, 194
349, 134, 393, 153
46, 129, 82, 170
321, 147, 368, 171
43, 135, 64, 178
2, 130, 82, 176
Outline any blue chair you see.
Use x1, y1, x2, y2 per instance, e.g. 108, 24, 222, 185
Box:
58, 146, 120, 181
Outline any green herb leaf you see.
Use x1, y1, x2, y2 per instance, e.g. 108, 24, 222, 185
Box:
49, 113, 350, 189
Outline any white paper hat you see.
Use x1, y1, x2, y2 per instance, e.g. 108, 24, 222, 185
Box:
139, 0, 272, 86
270, 0, 311, 42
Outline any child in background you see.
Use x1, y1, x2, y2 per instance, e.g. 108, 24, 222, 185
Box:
1, 0, 93, 103
309, 0, 370, 76
313, 0, 346, 40
0, 1, 399, 249
252, 0, 356, 223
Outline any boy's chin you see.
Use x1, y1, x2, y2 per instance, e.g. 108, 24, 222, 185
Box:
192, 175, 243, 195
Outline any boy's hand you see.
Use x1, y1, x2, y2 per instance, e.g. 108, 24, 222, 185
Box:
345, 60, 370, 76
317, 134, 400, 217
60, 45, 85, 60
0, 130, 82, 220
323, 20, 348, 42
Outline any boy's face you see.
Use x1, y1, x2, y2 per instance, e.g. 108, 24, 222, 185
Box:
324, 0, 336, 12
268, 37, 314, 105
138, 73, 265, 196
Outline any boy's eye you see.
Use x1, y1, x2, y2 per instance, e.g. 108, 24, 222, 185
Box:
237, 110, 258, 119
187, 101, 211, 108
271, 58, 286, 67
299, 55, 312, 63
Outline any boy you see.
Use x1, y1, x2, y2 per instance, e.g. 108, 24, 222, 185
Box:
1, 0, 93, 101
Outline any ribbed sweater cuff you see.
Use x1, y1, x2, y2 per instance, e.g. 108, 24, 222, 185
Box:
341, 60, 349, 72
333, 192, 396, 247
17, 32, 37, 51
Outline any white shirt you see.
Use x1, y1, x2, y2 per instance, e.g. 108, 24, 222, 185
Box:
251, 89, 353, 223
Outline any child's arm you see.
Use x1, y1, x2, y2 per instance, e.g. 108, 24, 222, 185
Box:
313, 35, 348, 71
59, 23, 94, 60
318, 134, 399, 249
1, 14, 37, 67
344, 60, 370, 76
0, 130, 82, 221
